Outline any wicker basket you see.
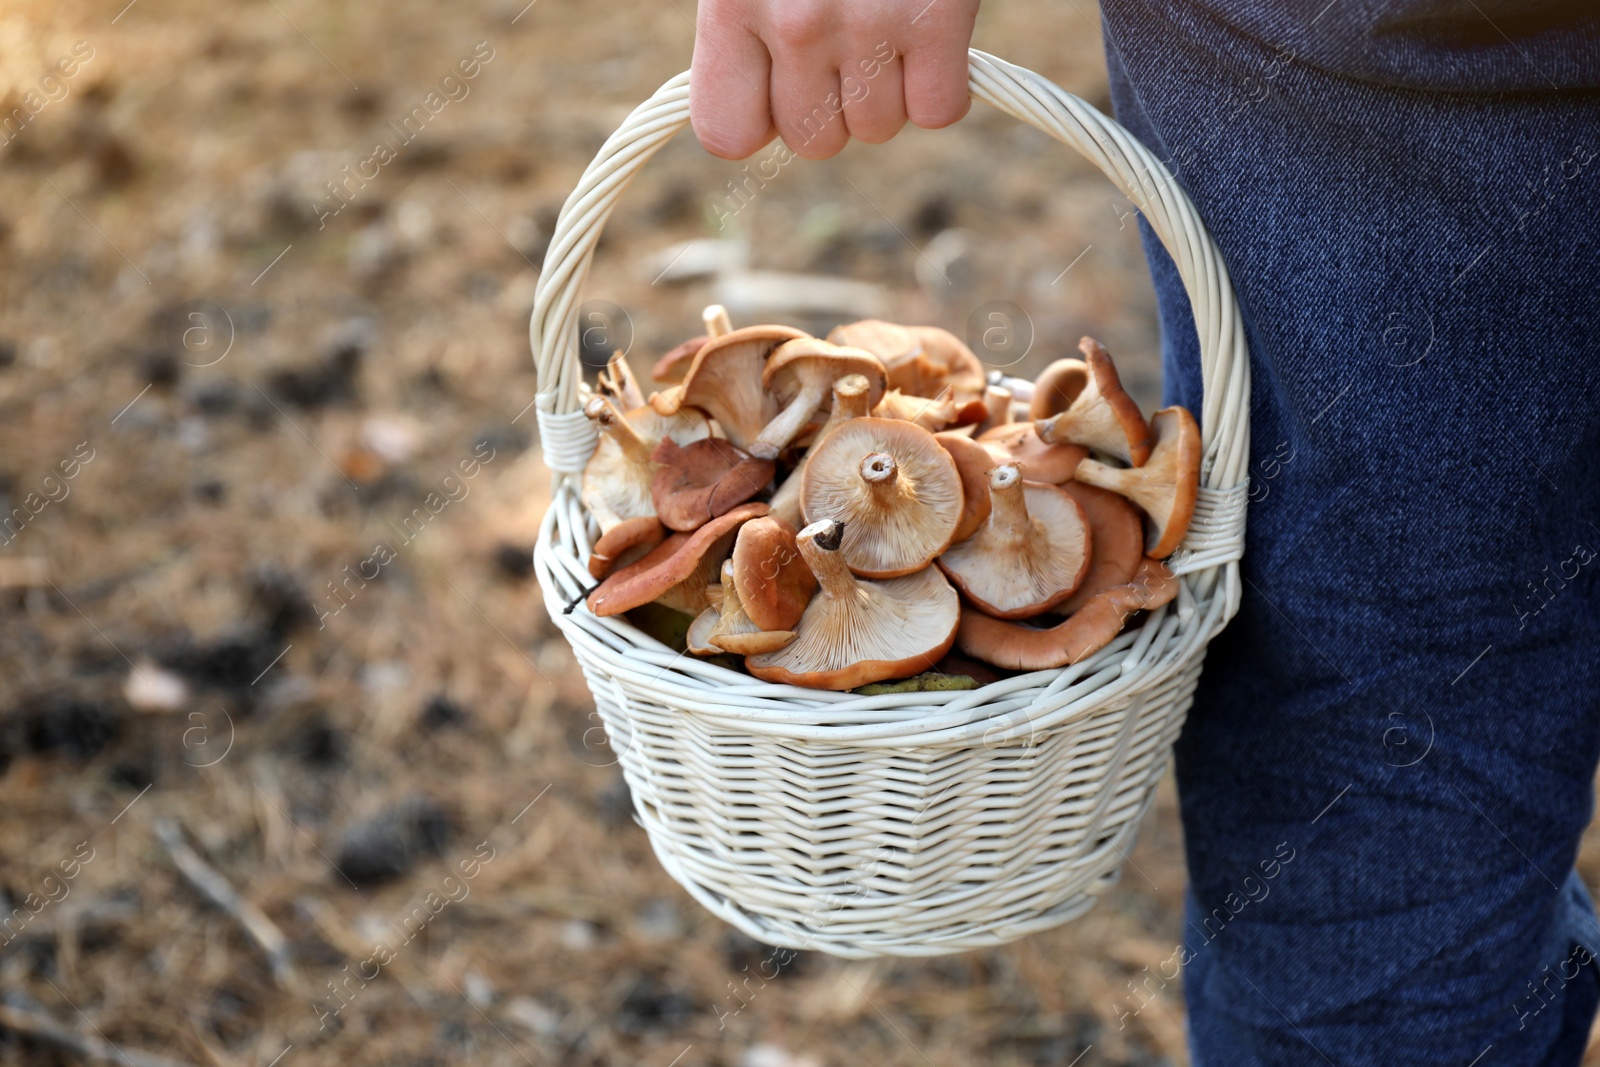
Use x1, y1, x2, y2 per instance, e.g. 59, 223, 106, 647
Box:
530, 50, 1250, 958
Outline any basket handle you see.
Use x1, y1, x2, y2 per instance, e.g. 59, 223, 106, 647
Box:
530, 49, 1250, 494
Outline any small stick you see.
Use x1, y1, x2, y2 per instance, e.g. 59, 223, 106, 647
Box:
154, 818, 298, 990
563, 581, 600, 614
0, 1004, 200, 1067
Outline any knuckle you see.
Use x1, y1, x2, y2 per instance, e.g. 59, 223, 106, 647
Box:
764, 1, 828, 48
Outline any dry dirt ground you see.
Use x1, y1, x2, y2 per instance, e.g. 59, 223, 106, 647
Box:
3, 2, 1599, 1066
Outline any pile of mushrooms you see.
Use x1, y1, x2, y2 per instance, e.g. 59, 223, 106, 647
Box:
578, 307, 1201, 691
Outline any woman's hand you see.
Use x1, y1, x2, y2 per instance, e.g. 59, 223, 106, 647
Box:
690, 0, 982, 161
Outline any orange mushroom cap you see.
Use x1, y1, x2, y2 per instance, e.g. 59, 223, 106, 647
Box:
656, 324, 806, 450
1073, 405, 1201, 558
955, 557, 1178, 671
588, 514, 667, 579
751, 338, 887, 460
933, 431, 996, 543
586, 502, 768, 617
798, 417, 963, 579
1033, 337, 1152, 466
976, 422, 1088, 485
744, 520, 959, 690
937, 464, 1090, 620
731, 516, 818, 632
649, 437, 774, 532
651, 335, 708, 384
1055, 481, 1144, 614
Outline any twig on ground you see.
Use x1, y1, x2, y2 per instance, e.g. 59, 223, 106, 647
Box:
153, 817, 298, 989
0, 1003, 201, 1067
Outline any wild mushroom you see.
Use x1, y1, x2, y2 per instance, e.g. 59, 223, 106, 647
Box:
651, 335, 707, 384
703, 303, 733, 338
1073, 406, 1201, 558
707, 562, 797, 655
975, 384, 1015, 436
976, 422, 1087, 484
586, 502, 768, 618
937, 464, 1090, 619
580, 395, 711, 533
768, 373, 874, 528
650, 324, 806, 451
799, 417, 963, 578
933, 431, 994, 543
749, 338, 887, 460
744, 520, 959, 690
872, 387, 956, 432
1028, 359, 1088, 421
826, 320, 986, 401
730, 516, 817, 632
589, 515, 667, 579
1033, 337, 1152, 466
955, 557, 1179, 670
599, 352, 646, 410
1055, 482, 1144, 613
649, 437, 774, 532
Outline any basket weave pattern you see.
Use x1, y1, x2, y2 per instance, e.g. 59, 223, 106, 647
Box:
531, 51, 1250, 957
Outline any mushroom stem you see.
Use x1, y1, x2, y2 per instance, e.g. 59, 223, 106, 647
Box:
983, 464, 1034, 545
796, 521, 857, 598
703, 304, 732, 339
748, 379, 829, 460
860, 452, 899, 489
585, 395, 655, 468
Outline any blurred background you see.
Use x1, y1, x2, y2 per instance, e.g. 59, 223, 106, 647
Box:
4, 2, 1598, 1065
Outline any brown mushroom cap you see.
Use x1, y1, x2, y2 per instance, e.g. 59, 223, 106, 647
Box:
1034, 337, 1152, 466
750, 338, 887, 460
731, 516, 817, 632
587, 502, 768, 617
589, 515, 667, 579
976, 422, 1088, 485
933, 431, 995, 543
799, 417, 963, 578
656, 324, 806, 450
580, 395, 711, 531
745, 520, 959, 690
708, 562, 796, 655
649, 437, 774, 532
826, 320, 986, 402
651, 335, 708, 384
955, 557, 1179, 671
768, 373, 875, 528
1074, 406, 1201, 558
1028, 359, 1089, 421
873, 387, 957, 432
1055, 482, 1144, 613
937, 464, 1090, 619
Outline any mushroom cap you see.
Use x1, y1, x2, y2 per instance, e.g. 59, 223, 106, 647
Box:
1028, 359, 1088, 421
580, 395, 711, 531
731, 516, 818, 632
745, 520, 960, 690
933, 431, 995, 543
707, 563, 796, 655
799, 417, 963, 578
749, 338, 887, 459
1033, 337, 1152, 466
651, 335, 708, 384
586, 502, 768, 617
588, 515, 667, 579
1055, 482, 1144, 614
976, 422, 1088, 484
826, 320, 986, 401
873, 387, 957, 432
649, 437, 774, 532
955, 557, 1178, 671
937, 464, 1090, 619
668, 324, 806, 449
1074, 405, 1200, 558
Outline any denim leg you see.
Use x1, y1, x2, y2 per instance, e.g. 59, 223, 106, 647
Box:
1100, 1, 1600, 1062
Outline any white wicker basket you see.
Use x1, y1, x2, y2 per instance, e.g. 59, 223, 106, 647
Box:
531, 50, 1250, 958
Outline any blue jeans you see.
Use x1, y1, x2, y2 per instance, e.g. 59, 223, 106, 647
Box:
1099, 1, 1600, 1063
